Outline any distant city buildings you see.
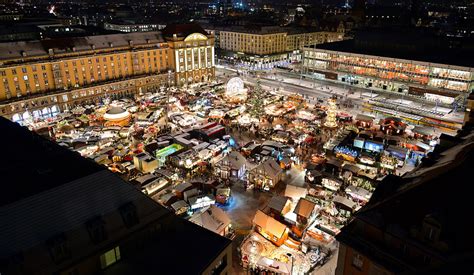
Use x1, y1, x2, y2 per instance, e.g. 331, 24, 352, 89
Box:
104, 21, 166, 33
205, 22, 347, 69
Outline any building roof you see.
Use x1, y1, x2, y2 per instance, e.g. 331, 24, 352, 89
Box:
293, 198, 316, 218
253, 158, 283, 178
0, 117, 103, 207
253, 210, 287, 238
103, 217, 231, 275
106, 105, 127, 115
189, 205, 231, 235
0, 31, 165, 62
204, 24, 319, 35
267, 196, 289, 214
284, 184, 307, 201
332, 195, 357, 209
0, 117, 231, 274
171, 200, 188, 211
162, 23, 208, 38
174, 181, 193, 193
0, 170, 162, 258
355, 113, 375, 122
336, 128, 474, 273
218, 150, 247, 170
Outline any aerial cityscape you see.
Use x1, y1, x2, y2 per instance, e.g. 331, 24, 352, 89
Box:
0, 0, 473, 274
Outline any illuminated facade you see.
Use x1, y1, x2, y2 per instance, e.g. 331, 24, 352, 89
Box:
163, 24, 215, 86
104, 22, 166, 33
206, 25, 345, 69
0, 24, 215, 122
303, 46, 474, 103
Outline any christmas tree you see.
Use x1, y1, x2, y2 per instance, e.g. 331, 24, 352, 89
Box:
248, 79, 266, 118
324, 96, 338, 128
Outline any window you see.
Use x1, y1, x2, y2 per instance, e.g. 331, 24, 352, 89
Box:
100, 246, 121, 269
211, 254, 227, 275
86, 216, 107, 244
47, 234, 70, 263
427, 227, 434, 241
352, 253, 363, 270
119, 202, 139, 228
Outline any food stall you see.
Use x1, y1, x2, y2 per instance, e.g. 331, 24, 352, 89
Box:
321, 178, 342, 192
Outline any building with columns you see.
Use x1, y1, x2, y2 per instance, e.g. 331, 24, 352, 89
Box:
0, 23, 215, 123
162, 24, 215, 86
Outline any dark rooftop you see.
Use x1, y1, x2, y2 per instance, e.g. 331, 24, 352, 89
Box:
0, 117, 103, 207
104, 218, 231, 275
336, 126, 474, 273
162, 23, 208, 38
0, 117, 232, 273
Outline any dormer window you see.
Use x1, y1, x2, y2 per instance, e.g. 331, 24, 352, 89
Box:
86, 216, 107, 244
352, 253, 363, 270
119, 202, 139, 228
46, 233, 70, 263
422, 213, 442, 243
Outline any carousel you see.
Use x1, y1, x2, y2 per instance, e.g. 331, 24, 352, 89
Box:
103, 105, 131, 127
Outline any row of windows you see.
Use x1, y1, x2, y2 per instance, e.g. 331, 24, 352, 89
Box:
0, 50, 170, 100
304, 53, 472, 81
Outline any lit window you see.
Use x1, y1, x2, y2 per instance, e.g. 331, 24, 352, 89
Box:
352, 253, 363, 270
100, 246, 121, 269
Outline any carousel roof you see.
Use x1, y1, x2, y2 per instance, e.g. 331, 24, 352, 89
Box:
107, 106, 127, 115
104, 105, 130, 121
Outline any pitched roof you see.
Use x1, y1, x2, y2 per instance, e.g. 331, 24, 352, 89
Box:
253, 210, 287, 238
0, 32, 165, 62
218, 151, 247, 169
337, 129, 474, 273
267, 196, 289, 213
0, 170, 165, 258
0, 117, 102, 207
162, 23, 208, 38
294, 198, 316, 218
253, 158, 282, 177
189, 205, 231, 235
284, 184, 308, 201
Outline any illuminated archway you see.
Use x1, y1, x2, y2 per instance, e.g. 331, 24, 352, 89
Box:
184, 33, 208, 42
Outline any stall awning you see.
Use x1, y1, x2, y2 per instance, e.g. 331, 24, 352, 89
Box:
326, 158, 343, 168
413, 126, 433, 136
342, 163, 361, 174
332, 195, 356, 210
355, 114, 374, 122
386, 145, 408, 159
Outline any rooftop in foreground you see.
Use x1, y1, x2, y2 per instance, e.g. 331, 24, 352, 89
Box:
0, 117, 103, 207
